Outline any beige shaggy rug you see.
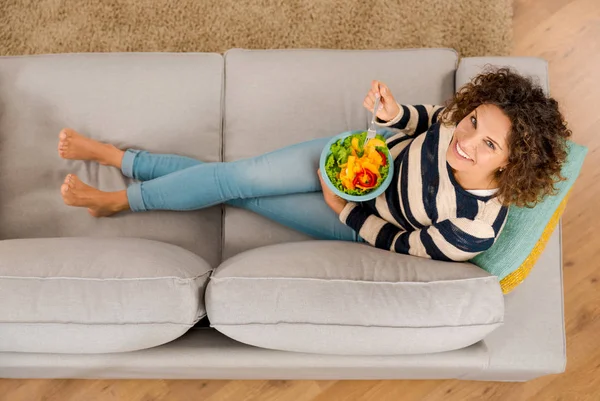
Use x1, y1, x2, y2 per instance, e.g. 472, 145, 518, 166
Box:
0, 0, 512, 57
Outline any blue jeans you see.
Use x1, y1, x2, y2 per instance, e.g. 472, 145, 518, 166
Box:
120, 136, 368, 242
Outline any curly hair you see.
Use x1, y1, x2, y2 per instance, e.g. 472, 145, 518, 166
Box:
439, 67, 572, 207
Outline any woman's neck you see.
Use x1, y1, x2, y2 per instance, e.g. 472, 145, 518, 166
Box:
452, 169, 498, 191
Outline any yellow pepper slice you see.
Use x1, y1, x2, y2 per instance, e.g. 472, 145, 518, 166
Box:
366, 138, 386, 148
362, 161, 381, 177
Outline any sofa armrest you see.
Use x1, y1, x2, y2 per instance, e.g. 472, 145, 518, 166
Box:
456, 57, 566, 381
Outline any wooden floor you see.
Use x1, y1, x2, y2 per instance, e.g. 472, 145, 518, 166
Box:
1, 0, 599, 400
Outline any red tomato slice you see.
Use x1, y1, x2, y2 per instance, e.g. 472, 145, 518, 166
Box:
353, 169, 377, 189
377, 150, 387, 166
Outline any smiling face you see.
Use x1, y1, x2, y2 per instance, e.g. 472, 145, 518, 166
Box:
446, 104, 511, 189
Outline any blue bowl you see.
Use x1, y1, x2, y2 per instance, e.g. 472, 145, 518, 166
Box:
319, 130, 394, 202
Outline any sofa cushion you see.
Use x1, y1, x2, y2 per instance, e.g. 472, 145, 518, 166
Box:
0, 237, 212, 354
206, 241, 504, 356
0, 53, 223, 267
472, 142, 586, 293
222, 48, 458, 258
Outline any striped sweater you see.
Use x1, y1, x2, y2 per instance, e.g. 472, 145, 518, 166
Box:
339, 104, 509, 261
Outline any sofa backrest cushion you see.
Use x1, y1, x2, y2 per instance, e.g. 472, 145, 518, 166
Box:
222, 48, 458, 259
0, 53, 224, 267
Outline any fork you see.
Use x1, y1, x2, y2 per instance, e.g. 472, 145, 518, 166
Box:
364, 94, 381, 147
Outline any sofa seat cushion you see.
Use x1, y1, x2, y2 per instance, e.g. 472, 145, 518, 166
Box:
0, 237, 212, 354
206, 241, 504, 356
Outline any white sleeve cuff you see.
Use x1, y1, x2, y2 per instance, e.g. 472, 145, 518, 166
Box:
375, 102, 404, 127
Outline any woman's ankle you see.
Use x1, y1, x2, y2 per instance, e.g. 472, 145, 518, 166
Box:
100, 144, 125, 169
105, 190, 130, 213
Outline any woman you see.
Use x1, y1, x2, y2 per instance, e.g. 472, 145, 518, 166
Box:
58, 68, 571, 261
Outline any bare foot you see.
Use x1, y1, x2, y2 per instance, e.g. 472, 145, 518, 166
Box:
60, 174, 129, 217
58, 128, 124, 168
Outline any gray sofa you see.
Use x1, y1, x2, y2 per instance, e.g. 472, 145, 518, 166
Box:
0, 49, 565, 381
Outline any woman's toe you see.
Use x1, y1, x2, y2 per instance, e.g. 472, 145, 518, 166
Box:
58, 130, 72, 152
59, 129, 71, 140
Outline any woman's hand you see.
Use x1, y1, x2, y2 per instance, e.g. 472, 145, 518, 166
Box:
363, 80, 400, 122
318, 169, 347, 215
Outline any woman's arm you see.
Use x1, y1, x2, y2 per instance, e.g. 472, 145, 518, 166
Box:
364, 81, 445, 137
340, 203, 496, 261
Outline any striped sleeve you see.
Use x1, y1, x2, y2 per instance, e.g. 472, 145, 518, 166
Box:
339, 202, 407, 251
376, 104, 445, 136
341, 204, 496, 261
396, 218, 497, 261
